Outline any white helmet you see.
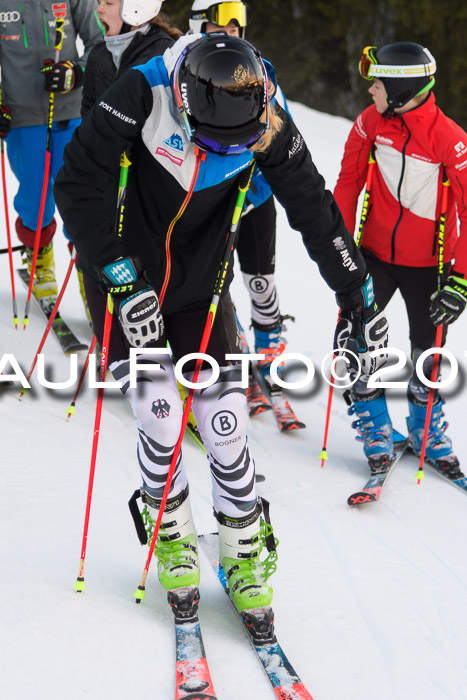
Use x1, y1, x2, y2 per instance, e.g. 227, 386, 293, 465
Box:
120, 0, 164, 27
189, 1, 249, 38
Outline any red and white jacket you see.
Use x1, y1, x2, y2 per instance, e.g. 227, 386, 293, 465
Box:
334, 93, 467, 278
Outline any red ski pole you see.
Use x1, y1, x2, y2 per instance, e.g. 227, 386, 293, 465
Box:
19, 246, 79, 399
415, 171, 450, 484
66, 335, 97, 420
134, 162, 255, 602
65, 152, 131, 418
75, 295, 114, 591
22, 18, 65, 329
74, 151, 134, 588
0, 87, 18, 328
319, 148, 376, 465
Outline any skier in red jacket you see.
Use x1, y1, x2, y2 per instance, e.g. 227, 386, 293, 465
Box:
334, 41, 467, 479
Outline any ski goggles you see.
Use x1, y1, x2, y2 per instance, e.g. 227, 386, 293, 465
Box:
187, 116, 269, 155
191, 2, 250, 29
359, 45, 437, 81
172, 42, 269, 155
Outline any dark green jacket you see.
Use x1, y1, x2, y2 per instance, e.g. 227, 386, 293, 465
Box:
0, 0, 102, 128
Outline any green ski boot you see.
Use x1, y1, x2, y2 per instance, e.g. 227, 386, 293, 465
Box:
142, 487, 200, 591
217, 502, 277, 613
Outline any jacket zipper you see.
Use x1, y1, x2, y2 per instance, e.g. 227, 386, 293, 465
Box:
159, 148, 206, 308
390, 116, 411, 262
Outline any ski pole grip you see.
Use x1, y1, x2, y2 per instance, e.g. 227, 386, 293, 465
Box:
54, 17, 65, 56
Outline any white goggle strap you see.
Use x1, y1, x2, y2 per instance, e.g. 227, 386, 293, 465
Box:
368, 58, 436, 79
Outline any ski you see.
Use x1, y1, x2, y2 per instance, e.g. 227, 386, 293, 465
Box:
423, 463, 467, 494
236, 316, 304, 432
246, 370, 273, 417
347, 433, 409, 506
17, 268, 88, 354
168, 586, 219, 700
264, 382, 306, 433
407, 449, 467, 495
199, 533, 315, 700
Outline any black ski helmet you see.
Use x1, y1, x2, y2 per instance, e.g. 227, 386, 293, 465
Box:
172, 34, 268, 155
360, 41, 436, 110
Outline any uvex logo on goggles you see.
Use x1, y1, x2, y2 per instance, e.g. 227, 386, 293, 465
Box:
359, 45, 436, 81
368, 63, 436, 78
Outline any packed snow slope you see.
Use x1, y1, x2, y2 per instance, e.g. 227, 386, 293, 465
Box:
1, 100, 467, 700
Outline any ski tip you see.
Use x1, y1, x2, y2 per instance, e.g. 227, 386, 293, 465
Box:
74, 577, 85, 592
347, 491, 377, 506
134, 585, 145, 603
249, 404, 273, 417
279, 421, 306, 432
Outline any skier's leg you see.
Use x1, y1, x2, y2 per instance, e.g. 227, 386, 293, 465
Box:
7, 125, 55, 232
85, 279, 200, 590
236, 197, 287, 377
347, 251, 398, 469
186, 296, 277, 612
8, 125, 59, 308
397, 264, 461, 475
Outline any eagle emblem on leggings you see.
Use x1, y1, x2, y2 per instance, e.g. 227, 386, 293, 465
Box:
151, 399, 170, 419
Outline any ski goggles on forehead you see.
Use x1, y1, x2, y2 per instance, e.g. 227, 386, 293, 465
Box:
359, 45, 437, 81
193, 2, 250, 29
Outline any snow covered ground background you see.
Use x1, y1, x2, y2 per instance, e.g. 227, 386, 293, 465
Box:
1, 100, 467, 700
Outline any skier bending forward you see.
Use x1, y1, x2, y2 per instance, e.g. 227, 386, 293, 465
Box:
55, 34, 388, 618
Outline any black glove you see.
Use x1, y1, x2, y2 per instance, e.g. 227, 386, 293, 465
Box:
41, 59, 84, 93
334, 275, 389, 376
99, 257, 165, 348
429, 274, 467, 326
0, 105, 12, 139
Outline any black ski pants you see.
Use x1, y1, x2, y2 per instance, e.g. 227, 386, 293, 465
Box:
83, 275, 241, 372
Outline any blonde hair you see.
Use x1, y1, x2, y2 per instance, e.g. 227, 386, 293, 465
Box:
250, 82, 283, 154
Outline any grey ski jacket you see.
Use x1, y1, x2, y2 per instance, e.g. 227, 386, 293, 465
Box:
0, 0, 102, 128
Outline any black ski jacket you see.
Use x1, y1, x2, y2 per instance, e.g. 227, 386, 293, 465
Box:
81, 24, 174, 116
55, 39, 366, 315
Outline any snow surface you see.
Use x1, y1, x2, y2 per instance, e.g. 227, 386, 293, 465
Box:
1, 101, 467, 700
